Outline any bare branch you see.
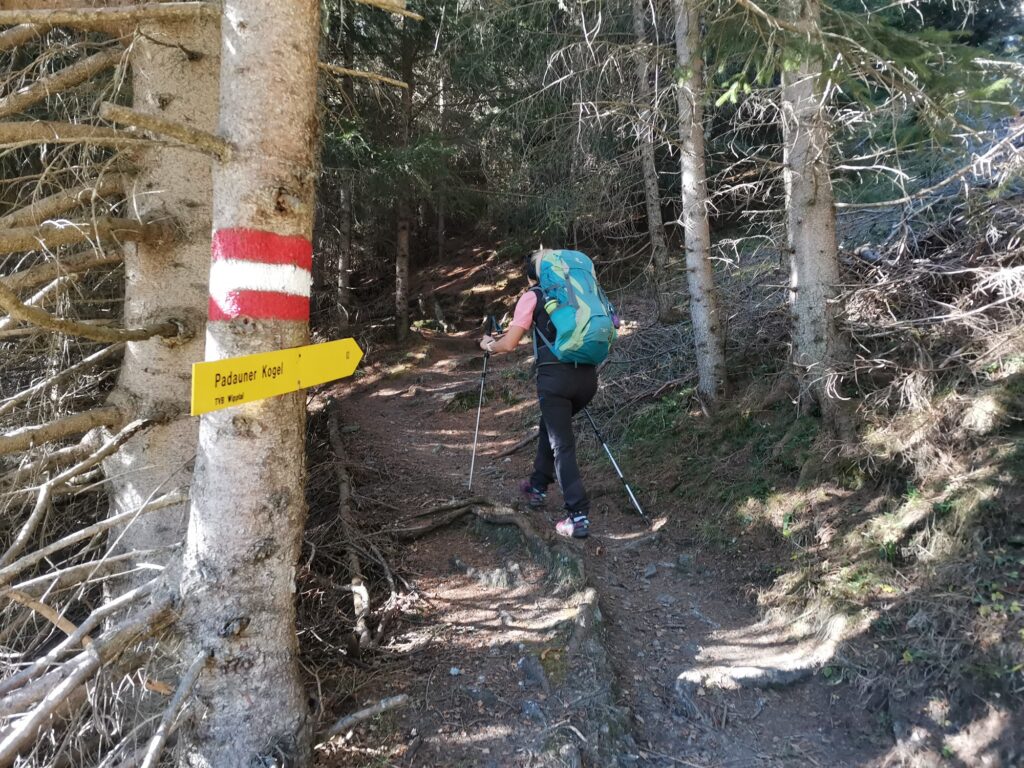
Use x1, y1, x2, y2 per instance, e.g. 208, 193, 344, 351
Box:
0, 490, 184, 589
0, 3, 219, 32
0, 24, 47, 54
0, 48, 126, 119
0, 420, 151, 571
138, 651, 207, 768
0, 443, 93, 488
0, 485, 52, 570
0, 250, 123, 295
0, 406, 123, 457
99, 102, 232, 160
0, 280, 181, 343
0, 174, 128, 229
350, 0, 423, 21
0, 216, 161, 254
49, 418, 151, 490
0, 121, 151, 149
495, 428, 539, 457
0, 344, 122, 418
8, 549, 166, 598
0, 275, 74, 332
5, 588, 83, 642
318, 62, 408, 90
0, 580, 156, 698
328, 406, 371, 649
0, 596, 174, 763
322, 695, 410, 740
836, 124, 1024, 209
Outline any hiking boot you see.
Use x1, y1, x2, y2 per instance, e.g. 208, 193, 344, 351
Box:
555, 515, 590, 539
518, 480, 546, 509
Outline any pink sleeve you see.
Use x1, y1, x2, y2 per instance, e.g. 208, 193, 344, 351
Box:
510, 290, 537, 331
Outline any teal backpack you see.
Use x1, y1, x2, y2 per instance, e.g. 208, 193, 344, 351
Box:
532, 249, 618, 366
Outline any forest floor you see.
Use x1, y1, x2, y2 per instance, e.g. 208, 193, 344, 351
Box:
307, 286, 903, 766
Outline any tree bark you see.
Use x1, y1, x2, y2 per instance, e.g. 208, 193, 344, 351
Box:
630, 0, 672, 321
394, 33, 415, 343
178, 0, 319, 764
99, 10, 218, 599
672, 0, 726, 403
779, 0, 847, 417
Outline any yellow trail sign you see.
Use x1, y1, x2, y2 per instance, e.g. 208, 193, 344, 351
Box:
191, 338, 363, 416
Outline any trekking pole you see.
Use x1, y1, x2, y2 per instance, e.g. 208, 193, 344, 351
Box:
468, 315, 501, 491
582, 407, 648, 520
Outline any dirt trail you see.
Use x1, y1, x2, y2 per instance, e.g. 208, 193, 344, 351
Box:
320, 327, 895, 768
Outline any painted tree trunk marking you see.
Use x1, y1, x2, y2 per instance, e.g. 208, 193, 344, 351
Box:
209, 228, 313, 321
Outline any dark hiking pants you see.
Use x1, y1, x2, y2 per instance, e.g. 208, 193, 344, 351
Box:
530, 363, 598, 516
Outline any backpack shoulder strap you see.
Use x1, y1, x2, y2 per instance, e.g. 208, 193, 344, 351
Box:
529, 286, 557, 360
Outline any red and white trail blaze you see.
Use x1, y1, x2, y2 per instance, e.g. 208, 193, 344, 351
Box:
209, 228, 312, 321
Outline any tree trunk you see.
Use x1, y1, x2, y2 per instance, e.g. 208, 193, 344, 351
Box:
396, 200, 411, 342
339, 174, 353, 327
779, 0, 846, 418
395, 34, 415, 343
436, 70, 446, 263
178, 0, 319, 763
630, 0, 672, 321
102, 15, 219, 587
337, 12, 354, 329
672, 0, 726, 403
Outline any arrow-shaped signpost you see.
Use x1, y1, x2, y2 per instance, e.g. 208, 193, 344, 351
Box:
190, 337, 363, 416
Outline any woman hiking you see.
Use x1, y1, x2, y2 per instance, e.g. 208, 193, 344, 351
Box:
479, 249, 617, 539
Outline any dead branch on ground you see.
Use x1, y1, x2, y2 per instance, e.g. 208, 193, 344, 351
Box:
495, 428, 539, 457
327, 404, 372, 650
321, 694, 409, 740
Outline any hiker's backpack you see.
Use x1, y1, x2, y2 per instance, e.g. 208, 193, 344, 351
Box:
532, 249, 617, 366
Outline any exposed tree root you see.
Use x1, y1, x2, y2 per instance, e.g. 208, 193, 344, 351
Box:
393, 498, 548, 552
